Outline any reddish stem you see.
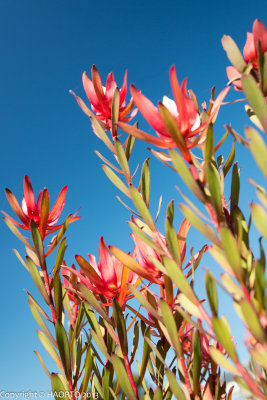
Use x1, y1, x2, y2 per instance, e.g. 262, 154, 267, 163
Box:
123, 354, 138, 398
43, 268, 57, 324
180, 358, 192, 396
236, 361, 265, 400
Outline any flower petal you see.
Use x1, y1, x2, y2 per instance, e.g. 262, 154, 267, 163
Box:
82, 71, 101, 110
48, 186, 67, 224
98, 237, 117, 287
23, 175, 36, 214
130, 84, 169, 135
118, 121, 177, 148
253, 19, 267, 56
4, 188, 29, 224
91, 65, 110, 116
105, 72, 117, 106
119, 70, 128, 106
243, 32, 256, 63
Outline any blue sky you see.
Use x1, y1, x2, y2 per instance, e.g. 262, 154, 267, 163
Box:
0, 0, 267, 391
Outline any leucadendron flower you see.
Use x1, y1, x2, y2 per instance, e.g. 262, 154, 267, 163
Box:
67, 237, 139, 306
227, 19, 267, 90
118, 66, 229, 161
2, 175, 79, 240
72, 65, 137, 133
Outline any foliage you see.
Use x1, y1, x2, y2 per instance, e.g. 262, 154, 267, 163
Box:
3, 18, 267, 400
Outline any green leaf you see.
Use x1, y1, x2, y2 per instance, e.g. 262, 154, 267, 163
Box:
207, 162, 223, 222
166, 200, 174, 224
245, 126, 267, 178
113, 299, 128, 355
137, 325, 151, 389
102, 164, 130, 197
50, 373, 70, 399
255, 260, 265, 310
129, 185, 156, 231
39, 189, 49, 240
30, 220, 46, 270
177, 293, 202, 318
34, 350, 50, 378
26, 291, 51, 321
54, 271, 63, 322
90, 114, 115, 153
80, 345, 93, 393
166, 370, 186, 400
223, 141, 235, 177
71, 303, 85, 340
140, 158, 150, 207
109, 246, 159, 283
111, 88, 120, 136
179, 204, 221, 247
193, 330, 202, 396
3, 217, 35, 253
55, 320, 72, 381
125, 133, 136, 160
53, 238, 66, 278
159, 103, 191, 160
209, 347, 238, 374
163, 256, 198, 304
95, 150, 122, 173
249, 180, 267, 208
45, 214, 72, 257
37, 330, 62, 371
153, 388, 163, 400
251, 203, 267, 241
242, 75, 267, 132
115, 137, 131, 182
212, 317, 238, 362
230, 162, 240, 215
111, 354, 138, 400
128, 284, 161, 321
205, 272, 218, 316
221, 35, 247, 72
220, 227, 243, 281
76, 282, 113, 324
205, 123, 214, 165
170, 150, 206, 202
128, 222, 163, 254
251, 349, 267, 370
28, 298, 57, 347
26, 256, 50, 306
240, 299, 266, 341
90, 329, 110, 360
159, 299, 182, 357
165, 217, 181, 264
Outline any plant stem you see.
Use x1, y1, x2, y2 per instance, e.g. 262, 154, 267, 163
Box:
123, 354, 138, 398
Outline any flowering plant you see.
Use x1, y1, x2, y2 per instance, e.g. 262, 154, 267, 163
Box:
3, 18, 267, 400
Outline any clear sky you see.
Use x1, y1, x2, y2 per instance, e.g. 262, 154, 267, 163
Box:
0, 0, 267, 392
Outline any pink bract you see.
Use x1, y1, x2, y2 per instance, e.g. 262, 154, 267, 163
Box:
2, 175, 79, 240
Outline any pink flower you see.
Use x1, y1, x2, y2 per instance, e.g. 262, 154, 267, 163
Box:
118, 66, 229, 162
244, 19, 267, 69
2, 175, 79, 240
131, 231, 162, 279
73, 65, 137, 131
71, 237, 138, 306
227, 19, 267, 90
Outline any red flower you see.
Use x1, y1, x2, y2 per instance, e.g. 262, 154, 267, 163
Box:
244, 19, 267, 69
131, 231, 162, 279
227, 20, 267, 90
72, 65, 137, 131
118, 66, 229, 161
72, 237, 139, 306
2, 175, 79, 240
